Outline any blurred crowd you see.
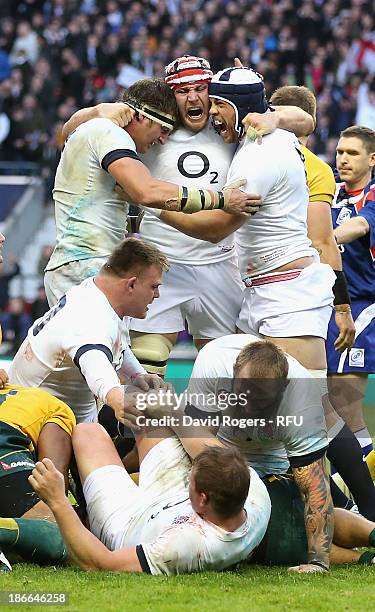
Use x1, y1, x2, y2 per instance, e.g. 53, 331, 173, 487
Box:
0, 0, 374, 181
0, 0, 374, 354
0, 246, 50, 357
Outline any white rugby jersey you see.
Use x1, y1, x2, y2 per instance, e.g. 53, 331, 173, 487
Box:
140, 123, 237, 265
181, 334, 328, 477
135, 465, 270, 575
47, 118, 138, 271
9, 278, 144, 423
232, 129, 316, 277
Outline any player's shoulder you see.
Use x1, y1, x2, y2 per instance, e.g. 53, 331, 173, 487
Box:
243, 128, 296, 156
301, 144, 327, 168
365, 179, 375, 201
63, 279, 114, 323
76, 118, 135, 148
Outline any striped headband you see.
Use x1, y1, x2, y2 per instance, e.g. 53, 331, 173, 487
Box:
126, 99, 176, 130
165, 55, 213, 90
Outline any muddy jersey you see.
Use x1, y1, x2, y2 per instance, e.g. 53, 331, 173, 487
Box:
9, 278, 144, 423
47, 119, 139, 271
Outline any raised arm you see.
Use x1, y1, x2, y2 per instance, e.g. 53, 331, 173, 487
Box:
291, 457, 334, 573
242, 106, 314, 140
62, 103, 134, 141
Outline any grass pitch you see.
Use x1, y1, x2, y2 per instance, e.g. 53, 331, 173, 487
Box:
1, 564, 375, 612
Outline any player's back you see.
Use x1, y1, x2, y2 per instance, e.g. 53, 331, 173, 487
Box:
233, 129, 315, 276
0, 385, 75, 448
135, 466, 271, 575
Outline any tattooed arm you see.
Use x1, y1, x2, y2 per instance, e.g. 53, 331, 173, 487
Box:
291, 457, 334, 573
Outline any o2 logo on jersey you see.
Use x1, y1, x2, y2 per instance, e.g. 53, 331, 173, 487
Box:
349, 348, 365, 368
177, 151, 218, 184
336, 207, 352, 225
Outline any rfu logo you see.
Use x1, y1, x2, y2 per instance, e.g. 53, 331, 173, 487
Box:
349, 348, 365, 368
336, 207, 352, 225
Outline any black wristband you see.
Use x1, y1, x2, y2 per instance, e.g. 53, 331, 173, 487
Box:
333, 269, 351, 306
180, 186, 188, 211
218, 191, 225, 209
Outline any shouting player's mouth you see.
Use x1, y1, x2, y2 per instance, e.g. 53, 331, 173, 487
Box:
212, 118, 228, 136
186, 106, 204, 122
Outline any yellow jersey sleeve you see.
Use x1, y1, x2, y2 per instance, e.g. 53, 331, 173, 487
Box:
301, 144, 336, 205
0, 386, 76, 447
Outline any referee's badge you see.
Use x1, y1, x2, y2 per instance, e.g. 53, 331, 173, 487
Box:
349, 348, 365, 368
336, 207, 352, 225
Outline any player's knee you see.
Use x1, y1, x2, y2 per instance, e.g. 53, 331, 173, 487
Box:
72, 423, 105, 452
131, 333, 174, 376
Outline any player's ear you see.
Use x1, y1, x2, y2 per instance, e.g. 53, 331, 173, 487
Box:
125, 276, 137, 291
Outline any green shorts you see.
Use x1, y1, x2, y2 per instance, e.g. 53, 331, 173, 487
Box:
0, 421, 36, 477
251, 474, 308, 566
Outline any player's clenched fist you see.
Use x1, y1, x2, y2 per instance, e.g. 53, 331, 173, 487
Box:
28, 458, 65, 509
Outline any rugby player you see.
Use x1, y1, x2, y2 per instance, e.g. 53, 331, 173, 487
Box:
9, 238, 169, 427
268, 86, 355, 353
0, 384, 75, 570
28, 423, 271, 575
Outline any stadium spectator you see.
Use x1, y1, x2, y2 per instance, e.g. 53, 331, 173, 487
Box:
30, 285, 49, 321
0, 255, 20, 310
0, 297, 32, 356
37, 244, 53, 278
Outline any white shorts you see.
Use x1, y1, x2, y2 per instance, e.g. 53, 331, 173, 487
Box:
44, 257, 107, 306
237, 262, 335, 338
83, 437, 191, 551
130, 258, 244, 339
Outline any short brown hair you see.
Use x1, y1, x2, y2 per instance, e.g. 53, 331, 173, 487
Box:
103, 237, 169, 277
233, 341, 289, 379
270, 85, 317, 120
193, 446, 250, 519
340, 125, 375, 154
123, 78, 178, 124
